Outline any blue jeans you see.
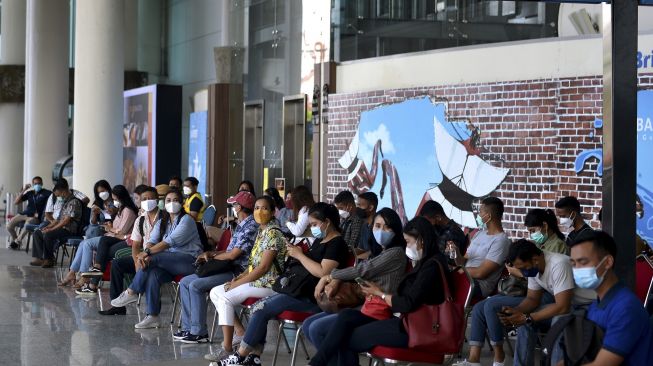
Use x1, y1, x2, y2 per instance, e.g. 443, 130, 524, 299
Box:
469, 295, 524, 347
69, 236, 103, 272
241, 294, 319, 352
129, 251, 196, 315
85, 224, 105, 238
514, 301, 582, 366
179, 272, 234, 335
303, 312, 338, 349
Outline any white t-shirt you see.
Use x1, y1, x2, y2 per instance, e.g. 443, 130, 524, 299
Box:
527, 251, 596, 305
465, 230, 511, 296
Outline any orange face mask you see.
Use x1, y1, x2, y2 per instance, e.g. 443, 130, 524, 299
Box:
254, 209, 273, 224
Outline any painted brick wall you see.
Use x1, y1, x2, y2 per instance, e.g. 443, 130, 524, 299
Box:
326, 74, 653, 239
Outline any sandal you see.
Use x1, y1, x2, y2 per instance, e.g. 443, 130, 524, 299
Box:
57, 276, 77, 287
72, 278, 88, 290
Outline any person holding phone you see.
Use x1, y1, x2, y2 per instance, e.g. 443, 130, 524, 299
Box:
217, 203, 350, 366
303, 208, 408, 354
307, 217, 449, 366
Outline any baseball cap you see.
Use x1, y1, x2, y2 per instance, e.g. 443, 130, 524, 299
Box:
227, 191, 255, 210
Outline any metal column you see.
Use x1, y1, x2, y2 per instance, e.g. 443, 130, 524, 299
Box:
601, 0, 638, 289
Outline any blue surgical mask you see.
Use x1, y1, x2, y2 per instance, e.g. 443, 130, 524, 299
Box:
521, 267, 539, 278
373, 229, 395, 247
572, 257, 608, 289
476, 214, 489, 230
311, 225, 325, 239
530, 231, 547, 245
33, 184, 43, 192
56, 196, 64, 203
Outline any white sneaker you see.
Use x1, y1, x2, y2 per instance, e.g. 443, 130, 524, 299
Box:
135, 315, 160, 329
205, 347, 231, 362
452, 361, 481, 366
492, 362, 505, 366
111, 290, 139, 307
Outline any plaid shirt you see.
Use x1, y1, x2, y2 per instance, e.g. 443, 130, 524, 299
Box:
226, 215, 259, 271
341, 213, 364, 250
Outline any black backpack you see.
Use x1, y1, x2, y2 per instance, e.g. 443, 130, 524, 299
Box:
543, 309, 604, 366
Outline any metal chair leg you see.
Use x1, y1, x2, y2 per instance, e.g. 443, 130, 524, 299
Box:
271, 321, 285, 366
290, 325, 309, 366
209, 305, 219, 343
170, 283, 180, 324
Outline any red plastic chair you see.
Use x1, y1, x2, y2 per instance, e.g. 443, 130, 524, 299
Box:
635, 254, 653, 306
217, 229, 232, 252
271, 310, 314, 366
365, 267, 474, 365
170, 274, 187, 326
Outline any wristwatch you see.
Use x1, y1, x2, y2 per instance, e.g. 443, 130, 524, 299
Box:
144, 248, 151, 256
525, 314, 533, 325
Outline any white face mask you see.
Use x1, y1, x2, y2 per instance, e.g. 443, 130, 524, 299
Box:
183, 186, 192, 196
338, 209, 350, 219
141, 199, 158, 212
165, 201, 182, 214
113, 200, 121, 208
560, 212, 575, 230
405, 242, 422, 261
99, 191, 110, 201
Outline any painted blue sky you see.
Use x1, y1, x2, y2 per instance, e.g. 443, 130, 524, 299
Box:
356, 97, 469, 218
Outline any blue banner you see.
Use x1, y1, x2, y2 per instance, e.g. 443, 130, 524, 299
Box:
637, 90, 653, 249
188, 111, 208, 198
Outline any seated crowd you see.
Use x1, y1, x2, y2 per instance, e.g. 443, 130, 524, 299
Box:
7, 174, 653, 366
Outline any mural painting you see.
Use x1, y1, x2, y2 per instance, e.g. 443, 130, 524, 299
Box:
338, 96, 510, 227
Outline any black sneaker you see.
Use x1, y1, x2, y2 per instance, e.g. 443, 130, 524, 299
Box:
98, 307, 126, 316
75, 284, 97, 295
180, 333, 209, 344
81, 267, 103, 278
240, 354, 262, 366
217, 352, 244, 366
172, 330, 190, 340
9, 241, 19, 250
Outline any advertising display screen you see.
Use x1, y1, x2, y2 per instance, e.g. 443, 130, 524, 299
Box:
123, 85, 157, 191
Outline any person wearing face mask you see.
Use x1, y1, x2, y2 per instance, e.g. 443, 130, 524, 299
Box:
111, 188, 203, 329
98, 186, 163, 315
419, 200, 467, 254
30, 180, 83, 268
568, 230, 653, 366
307, 217, 448, 366
217, 203, 350, 366
41, 178, 89, 230
169, 176, 183, 189
450, 196, 511, 299
7, 176, 51, 250
305, 208, 407, 356
182, 176, 205, 221
131, 184, 149, 212
354, 191, 379, 259
555, 196, 592, 247
216, 180, 258, 228
524, 209, 567, 254
333, 190, 364, 253
174, 191, 258, 345
59, 185, 138, 292
75, 185, 140, 294
207, 196, 287, 360
87, 180, 116, 238
455, 240, 595, 366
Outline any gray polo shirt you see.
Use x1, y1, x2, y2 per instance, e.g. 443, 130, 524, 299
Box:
465, 230, 511, 297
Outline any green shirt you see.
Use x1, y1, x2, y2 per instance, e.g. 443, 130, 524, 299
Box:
541, 234, 568, 255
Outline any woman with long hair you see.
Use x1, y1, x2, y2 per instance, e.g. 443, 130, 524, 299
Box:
285, 185, 316, 237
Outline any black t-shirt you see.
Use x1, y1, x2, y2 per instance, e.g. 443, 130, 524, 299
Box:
306, 236, 350, 269
565, 223, 592, 246
435, 219, 467, 254
189, 196, 204, 212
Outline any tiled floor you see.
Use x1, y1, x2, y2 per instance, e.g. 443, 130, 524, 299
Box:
0, 231, 505, 366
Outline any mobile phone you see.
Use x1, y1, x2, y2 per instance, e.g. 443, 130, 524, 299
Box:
355, 277, 368, 286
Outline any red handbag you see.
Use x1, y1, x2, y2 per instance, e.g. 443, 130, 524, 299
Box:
402, 261, 465, 353
361, 295, 392, 320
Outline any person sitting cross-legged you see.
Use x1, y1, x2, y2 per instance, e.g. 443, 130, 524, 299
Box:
174, 191, 258, 345
97, 186, 163, 316
110, 188, 203, 328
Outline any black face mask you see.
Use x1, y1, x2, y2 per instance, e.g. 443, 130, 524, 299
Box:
355, 207, 368, 219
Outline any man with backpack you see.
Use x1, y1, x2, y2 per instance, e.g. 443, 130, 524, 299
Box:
564, 230, 653, 365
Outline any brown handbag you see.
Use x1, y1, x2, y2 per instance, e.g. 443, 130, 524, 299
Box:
402, 260, 465, 353
316, 281, 364, 313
